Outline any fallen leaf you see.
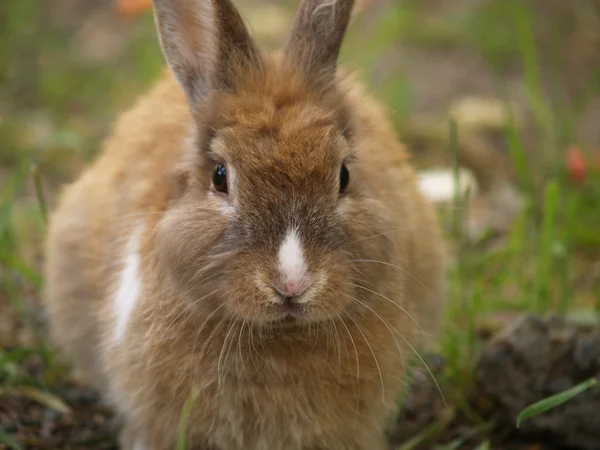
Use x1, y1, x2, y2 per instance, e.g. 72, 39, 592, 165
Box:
1, 386, 72, 415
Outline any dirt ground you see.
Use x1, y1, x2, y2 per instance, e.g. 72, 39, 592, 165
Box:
4, 314, 600, 450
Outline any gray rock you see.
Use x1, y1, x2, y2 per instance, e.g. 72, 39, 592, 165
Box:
475, 313, 600, 449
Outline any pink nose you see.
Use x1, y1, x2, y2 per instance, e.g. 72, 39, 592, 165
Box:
275, 278, 310, 299
280, 280, 306, 297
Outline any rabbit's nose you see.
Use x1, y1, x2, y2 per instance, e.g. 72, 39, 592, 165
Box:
276, 229, 311, 299
276, 280, 309, 299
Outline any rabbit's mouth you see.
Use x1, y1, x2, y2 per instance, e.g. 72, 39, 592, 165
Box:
266, 302, 312, 327
280, 314, 300, 326
273, 304, 308, 324
263, 314, 301, 329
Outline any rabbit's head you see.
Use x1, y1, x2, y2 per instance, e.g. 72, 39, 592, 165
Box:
154, 0, 403, 326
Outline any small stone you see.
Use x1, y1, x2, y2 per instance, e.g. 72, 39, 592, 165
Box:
573, 332, 600, 371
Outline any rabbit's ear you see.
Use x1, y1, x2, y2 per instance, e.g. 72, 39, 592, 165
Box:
284, 0, 355, 91
152, 0, 262, 106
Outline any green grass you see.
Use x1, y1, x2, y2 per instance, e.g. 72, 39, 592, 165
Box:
177, 386, 201, 450
516, 377, 598, 428
1, 0, 600, 448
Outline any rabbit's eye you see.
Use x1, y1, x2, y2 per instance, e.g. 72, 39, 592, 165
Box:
339, 164, 350, 193
212, 163, 228, 194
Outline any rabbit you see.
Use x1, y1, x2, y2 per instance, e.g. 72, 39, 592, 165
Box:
43, 0, 446, 449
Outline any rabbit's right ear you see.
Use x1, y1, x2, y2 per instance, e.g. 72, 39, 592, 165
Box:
284, 0, 355, 92
151, 0, 262, 107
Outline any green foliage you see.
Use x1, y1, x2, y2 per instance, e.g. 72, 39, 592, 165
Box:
516, 378, 598, 428
177, 386, 201, 450
0, 428, 22, 450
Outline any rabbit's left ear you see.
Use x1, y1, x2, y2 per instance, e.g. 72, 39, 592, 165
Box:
152, 0, 262, 107
283, 0, 355, 91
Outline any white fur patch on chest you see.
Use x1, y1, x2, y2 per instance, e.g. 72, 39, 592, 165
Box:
113, 225, 143, 343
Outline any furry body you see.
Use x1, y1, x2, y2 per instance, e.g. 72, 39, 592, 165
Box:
43, 1, 445, 449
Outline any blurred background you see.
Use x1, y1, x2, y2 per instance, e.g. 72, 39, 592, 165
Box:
1, 0, 600, 449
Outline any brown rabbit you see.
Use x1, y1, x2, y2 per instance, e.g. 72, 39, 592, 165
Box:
43, 0, 446, 449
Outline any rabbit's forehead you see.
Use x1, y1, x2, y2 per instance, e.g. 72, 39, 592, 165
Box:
211, 125, 346, 177
208, 92, 353, 160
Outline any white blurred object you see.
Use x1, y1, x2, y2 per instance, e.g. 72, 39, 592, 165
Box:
449, 96, 521, 131
417, 168, 477, 203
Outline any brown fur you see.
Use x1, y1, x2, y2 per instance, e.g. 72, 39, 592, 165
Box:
43, 1, 446, 449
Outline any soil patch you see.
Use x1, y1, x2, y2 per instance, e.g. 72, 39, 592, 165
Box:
3, 314, 600, 449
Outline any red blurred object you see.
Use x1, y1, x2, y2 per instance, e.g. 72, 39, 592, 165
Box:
566, 146, 587, 184
115, 0, 152, 19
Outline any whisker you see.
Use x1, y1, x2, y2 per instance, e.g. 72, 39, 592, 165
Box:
323, 227, 408, 257
145, 304, 226, 373
330, 317, 343, 393
237, 319, 248, 377
159, 286, 222, 341
393, 328, 446, 406
349, 282, 424, 333
347, 295, 406, 370
345, 312, 385, 403
350, 259, 428, 289
349, 297, 446, 406
335, 312, 361, 423
306, 322, 320, 361
190, 302, 227, 365
247, 320, 259, 370
338, 313, 360, 383
217, 319, 238, 394
177, 271, 222, 303
197, 315, 228, 360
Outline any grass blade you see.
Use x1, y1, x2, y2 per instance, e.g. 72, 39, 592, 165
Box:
474, 441, 490, 450
398, 407, 456, 450
503, 93, 532, 194
511, 0, 555, 162
176, 386, 200, 450
31, 162, 48, 225
534, 179, 559, 312
558, 192, 579, 314
516, 377, 598, 428
1, 387, 72, 415
433, 422, 493, 450
0, 429, 22, 450
449, 118, 461, 241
